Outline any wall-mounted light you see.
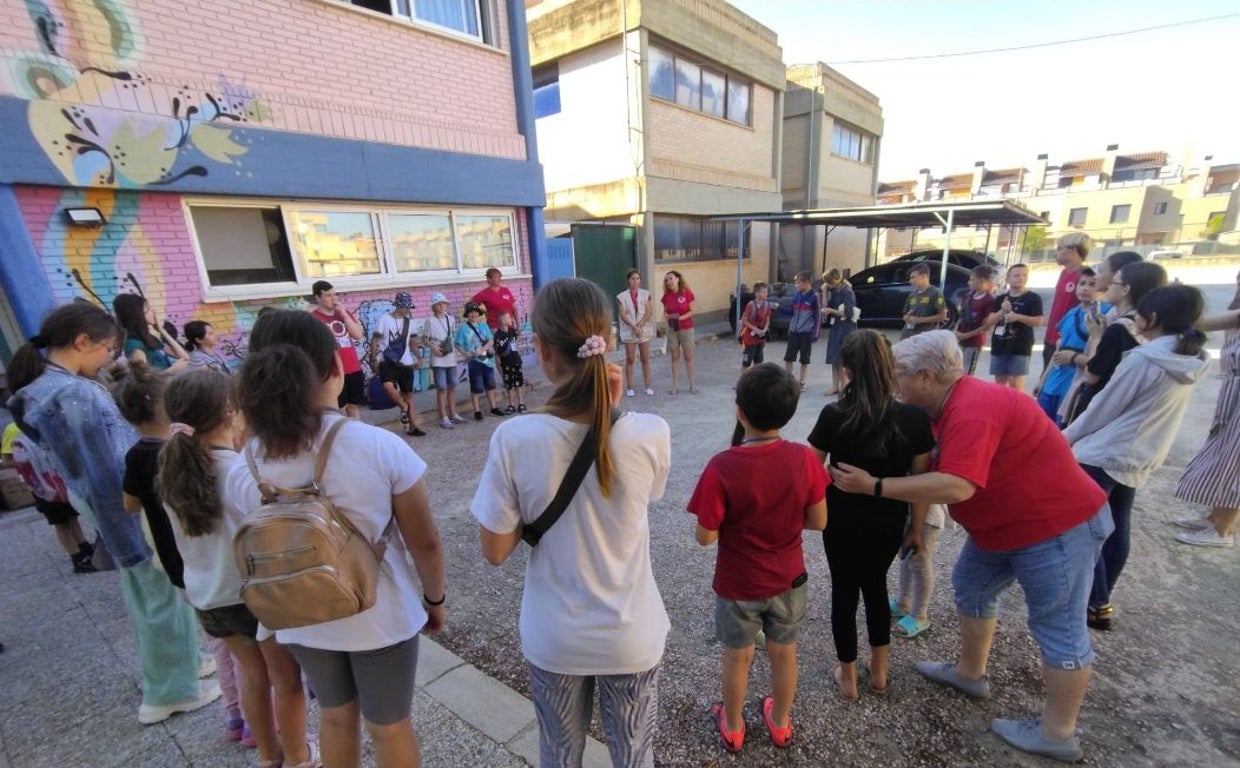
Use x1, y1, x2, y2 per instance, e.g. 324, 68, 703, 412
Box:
63, 207, 106, 227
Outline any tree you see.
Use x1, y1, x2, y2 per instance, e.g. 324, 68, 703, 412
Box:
1201, 213, 1225, 241
1020, 226, 1048, 259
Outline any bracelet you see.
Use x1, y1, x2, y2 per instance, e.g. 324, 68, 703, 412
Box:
873, 477, 884, 498
423, 593, 445, 606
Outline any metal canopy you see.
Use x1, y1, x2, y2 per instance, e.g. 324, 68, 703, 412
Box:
710, 199, 1048, 229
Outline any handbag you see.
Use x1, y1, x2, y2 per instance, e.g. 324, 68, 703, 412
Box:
382, 317, 411, 365
521, 410, 620, 547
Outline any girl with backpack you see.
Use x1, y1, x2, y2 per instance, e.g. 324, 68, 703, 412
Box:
226, 310, 445, 768
157, 368, 316, 768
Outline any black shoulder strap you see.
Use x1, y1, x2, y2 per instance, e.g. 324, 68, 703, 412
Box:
400, 316, 410, 341
522, 410, 620, 547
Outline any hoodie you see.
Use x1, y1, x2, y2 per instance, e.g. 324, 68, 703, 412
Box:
1063, 335, 1211, 488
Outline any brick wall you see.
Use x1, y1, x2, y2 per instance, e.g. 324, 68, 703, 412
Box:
646, 86, 776, 187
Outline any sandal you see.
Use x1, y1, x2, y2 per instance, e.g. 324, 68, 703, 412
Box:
689, 388, 699, 395
893, 615, 931, 639
888, 598, 907, 619
505, 405, 516, 414
1087, 604, 1113, 631
406, 426, 427, 437
710, 703, 744, 753
668, 388, 679, 395
398, 408, 410, 425
761, 696, 792, 748
517, 404, 527, 413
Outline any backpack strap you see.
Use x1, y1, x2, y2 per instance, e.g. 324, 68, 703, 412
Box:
313, 418, 349, 487
521, 410, 620, 547
244, 417, 349, 503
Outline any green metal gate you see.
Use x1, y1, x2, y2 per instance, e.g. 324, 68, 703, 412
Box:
570, 224, 637, 302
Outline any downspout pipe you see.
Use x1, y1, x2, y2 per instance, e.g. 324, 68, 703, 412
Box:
506, 0, 550, 289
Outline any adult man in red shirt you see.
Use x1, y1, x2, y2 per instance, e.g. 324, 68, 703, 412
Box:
1042, 233, 1089, 372
471, 268, 518, 331
310, 280, 366, 418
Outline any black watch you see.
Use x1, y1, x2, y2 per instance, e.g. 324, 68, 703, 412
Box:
873, 477, 884, 498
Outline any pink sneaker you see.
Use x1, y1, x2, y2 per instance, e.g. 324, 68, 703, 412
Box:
225, 714, 245, 742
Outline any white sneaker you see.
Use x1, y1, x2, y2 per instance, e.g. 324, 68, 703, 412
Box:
645, 388, 655, 396
626, 389, 635, 398
1172, 514, 1212, 531
138, 681, 222, 724
449, 414, 467, 424
440, 417, 454, 430
1175, 528, 1234, 548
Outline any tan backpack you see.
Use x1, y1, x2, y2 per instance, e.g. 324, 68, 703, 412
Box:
233, 419, 390, 630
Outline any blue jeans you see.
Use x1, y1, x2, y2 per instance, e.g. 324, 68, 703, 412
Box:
952, 508, 1113, 669
1080, 464, 1137, 610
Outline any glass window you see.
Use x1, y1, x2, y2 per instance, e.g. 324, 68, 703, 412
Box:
289, 210, 382, 279
388, 213, 456, 273
1068, 208, 1087, 227
412, 0, 479, 37
189, 206, 295, 287
701, 70, 726, 118
455, 213, 514, 270
652, 214, 742, 262
726, 78, 750, 125
1153, 202, 1168, 215
533, 64, 560, 119
674, 58, 701, 110
648, 46, 674, 101
1109, 204, 1131, 224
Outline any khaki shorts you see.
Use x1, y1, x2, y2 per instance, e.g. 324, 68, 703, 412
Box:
715, 582, 807, 648
666, 327, 695, 353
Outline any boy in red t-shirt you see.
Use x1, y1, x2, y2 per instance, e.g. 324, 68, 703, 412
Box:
955, 265, 999, 376
737, 282, 773, 375
688, 364, 828, 753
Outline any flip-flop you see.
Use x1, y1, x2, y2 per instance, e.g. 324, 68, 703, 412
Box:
888, 598, 907, 619
831, 664, 859, 701
710, 703, 744, 753
893, 614, 931, 639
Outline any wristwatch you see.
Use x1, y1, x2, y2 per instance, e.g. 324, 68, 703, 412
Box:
873, 478, 884, 498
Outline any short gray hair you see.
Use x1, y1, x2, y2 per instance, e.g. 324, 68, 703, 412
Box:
1056, 232, 1091, 258
893, 330, 963, 379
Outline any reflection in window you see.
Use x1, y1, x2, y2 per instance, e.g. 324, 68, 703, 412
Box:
648, 46, 674, 101
701, 70, 725, 118
675, 58, 701, 110
533, 64, 560, 119
190, 206, 296, 287
650, 44, 752, 126
289, 211, 382, 278
389, 213, 456, 273
726, 78, 749, 124
455, 214, 514, 270
652, 214, 742, 262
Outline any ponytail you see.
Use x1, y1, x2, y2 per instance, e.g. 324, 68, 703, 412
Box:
237, 344, 323, 459
8, 303, 118, 392
1175, 327, 1207, 357
158, 368, 234, 536
1137, 285, 1206, 356
113, 360, 166, 425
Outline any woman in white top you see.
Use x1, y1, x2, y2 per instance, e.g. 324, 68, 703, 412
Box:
616, 269, 655, 398
225, 310, 446, 768
474, 278, 671, 768
158, 368, 314, 768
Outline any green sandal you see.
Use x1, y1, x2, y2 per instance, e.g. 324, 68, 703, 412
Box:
893, 615, 930, 639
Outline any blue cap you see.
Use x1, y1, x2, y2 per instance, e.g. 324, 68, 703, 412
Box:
394, 292, 414, 308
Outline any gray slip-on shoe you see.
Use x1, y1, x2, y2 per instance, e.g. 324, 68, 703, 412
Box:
991, 718, 1083, 763
915, 661, 991, 699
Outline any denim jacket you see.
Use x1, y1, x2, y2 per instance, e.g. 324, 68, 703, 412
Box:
7, 365, 146, 567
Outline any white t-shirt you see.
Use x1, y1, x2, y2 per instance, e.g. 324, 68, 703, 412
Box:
226, 417, 427, 651
374, 313, 418, 367
168, 449, 247, 611
472, 412, 671, 675
424, 313, 458, 368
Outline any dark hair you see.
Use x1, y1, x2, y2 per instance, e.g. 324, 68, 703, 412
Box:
1105, 250, 1142, 274
663, 270, 688, 293
312, 280, 333, 297
970, 264, 997, 281
1117, 261, 1168, 308
909, 263, 930, 277
753, 281, 768, 293
834, 329, 902, 453
158, 369, 235, 537
532, 278, 616, 496
1137, 285, 1206, 356
1007, 262, 1029, 272
794, 270, 813, 283
241, 310, 337, 459
113, 293, 158, 350
625, 268, 640, 281
8, 303, 119, 392
112, 360, 167, 425
735, 364, 799, 431
183, 321, 211, 352
486, 267, 503, 279
1080, 266, 1096, 278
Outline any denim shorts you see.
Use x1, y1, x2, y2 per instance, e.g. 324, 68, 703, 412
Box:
715, 582, 807, 648
432, 365, 457, 390
952, 507, 1113, 669
989, 354, 1030, 376
467, 360, 497, 394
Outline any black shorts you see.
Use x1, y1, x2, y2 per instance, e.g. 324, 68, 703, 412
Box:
196, 603, 260, 640
35, 498, 78, 526
741, 342, 765, 368
338, 370, 366, 407
379, 361, 414, 394
783, 332, 814, 364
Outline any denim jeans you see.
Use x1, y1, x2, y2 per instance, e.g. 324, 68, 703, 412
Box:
1080, 464, 1137, 610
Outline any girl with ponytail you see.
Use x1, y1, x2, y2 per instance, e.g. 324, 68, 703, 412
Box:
472, 277, 671, 766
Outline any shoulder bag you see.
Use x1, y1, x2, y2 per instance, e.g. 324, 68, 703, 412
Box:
521, 410, 620, 547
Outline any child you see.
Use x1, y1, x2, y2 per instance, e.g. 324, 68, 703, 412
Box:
890, 503, 946, 640
986, 263, 1044, 391
159, 369, 317, 768
689, 363, 828, 752
782, 272, 821, 391
424, 292, 466, 430
901, 263, 947, 340
454, 301, 505, 421
1, 416, 95, 572
493, 312, 526, 414
1036, 267, 1103, 423
738, 282, 773, 374
820, 270, 857, 395
954, 265, 999, 376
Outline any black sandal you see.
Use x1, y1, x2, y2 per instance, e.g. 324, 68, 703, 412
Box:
505, 405, 516, 414
399, 408, 410, 425
1086, 604, 1113, 631
517, 404, 527, 413
407, 426, 427, 437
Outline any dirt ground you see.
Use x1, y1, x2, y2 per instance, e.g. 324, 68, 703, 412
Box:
406, 327, 1239, 767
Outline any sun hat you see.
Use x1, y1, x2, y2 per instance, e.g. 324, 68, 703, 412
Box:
430, 292, 448, 306
394, 292, 414, 308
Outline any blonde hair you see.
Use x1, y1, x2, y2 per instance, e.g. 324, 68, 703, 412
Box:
822, 268, 844, 287
1056, 232, 1091, 259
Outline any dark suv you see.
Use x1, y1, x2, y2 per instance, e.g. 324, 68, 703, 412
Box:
849, 250, 999, 329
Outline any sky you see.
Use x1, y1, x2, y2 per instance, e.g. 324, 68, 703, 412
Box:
727, 0, 1240, 182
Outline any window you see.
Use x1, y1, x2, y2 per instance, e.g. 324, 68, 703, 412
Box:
1112, 168, 1157, 182
1153, 202, 1168, 215
289, 210, 383, 279
1068, 207, 1087, 227
454, 214, 514, 270
652, 215, 745, 262
1109, 204, 1131, 224
648, 44, 752, 125
831, 122, 875, 164
189, 206, 295, 286
532, 64, 560, 119
388, 213, 455, 272
339, 0, 485, 41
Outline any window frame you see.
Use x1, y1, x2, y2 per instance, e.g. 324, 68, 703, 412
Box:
647, 43, 753, 126
1067, 207, 1088, 227
651, 214, 749, 263
335, 0, 490, 45
830, 121, 875, 164
1153, 202, 1168, 215
1108, 204, 1131, 225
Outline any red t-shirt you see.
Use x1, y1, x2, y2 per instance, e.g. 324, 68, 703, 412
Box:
688, 440, 828, 600
661, 289, 695, 330
957, 292, 999, 348
739, 300, 772, 347
934, 376, 1105, 551
1044, 268, 1081, 345
472, 286, 517, 329
311, 309, 362, 374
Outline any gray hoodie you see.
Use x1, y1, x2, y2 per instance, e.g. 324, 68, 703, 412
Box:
1064, 335, 1211, 488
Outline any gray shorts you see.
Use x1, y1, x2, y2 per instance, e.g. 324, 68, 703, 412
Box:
286, 635, 419, 725
715, 583, 807, 648
196, 603, 260, 640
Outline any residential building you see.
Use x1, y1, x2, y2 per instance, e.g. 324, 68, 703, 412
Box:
878, 146, 1239, 261
780, 62, 882, 277
527, 0, 783, 321
0, 0, 545, 369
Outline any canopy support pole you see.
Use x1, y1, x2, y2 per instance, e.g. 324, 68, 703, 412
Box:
933, 209, 954, 289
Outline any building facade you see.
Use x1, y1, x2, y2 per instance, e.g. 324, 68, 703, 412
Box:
0, 0, 546, 369
527, 0, 783, 321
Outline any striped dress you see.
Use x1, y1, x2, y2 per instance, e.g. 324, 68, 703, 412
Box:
1175, 329, 1240, 509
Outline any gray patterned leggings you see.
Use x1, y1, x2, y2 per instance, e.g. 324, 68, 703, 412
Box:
527, 662, 660, 768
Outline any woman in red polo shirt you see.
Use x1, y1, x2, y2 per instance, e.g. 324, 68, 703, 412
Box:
830, 330, 1111, 765
661, 270, 697, 394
